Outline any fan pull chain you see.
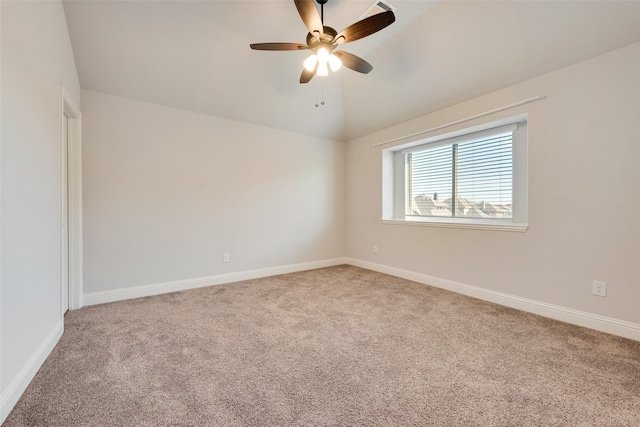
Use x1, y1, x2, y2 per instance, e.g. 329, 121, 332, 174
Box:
315, 81, 326, 108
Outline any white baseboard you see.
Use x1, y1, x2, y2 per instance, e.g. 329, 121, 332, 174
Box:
83, 258, 348, 307
0, 320, 63, 424
81, 256, 639, 342
346, 258, 640, 342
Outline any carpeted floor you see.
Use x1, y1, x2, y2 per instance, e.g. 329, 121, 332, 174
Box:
4, 265, 640, 426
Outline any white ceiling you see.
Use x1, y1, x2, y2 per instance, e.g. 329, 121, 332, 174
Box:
63, 0, 640, 141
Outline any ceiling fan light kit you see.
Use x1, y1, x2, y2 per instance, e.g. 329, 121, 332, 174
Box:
250, 0, 395, 84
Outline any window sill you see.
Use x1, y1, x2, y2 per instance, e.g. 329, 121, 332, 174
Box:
382, 218, 528, 232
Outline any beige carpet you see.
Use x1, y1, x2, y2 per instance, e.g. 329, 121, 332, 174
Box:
4, 265, 640, 426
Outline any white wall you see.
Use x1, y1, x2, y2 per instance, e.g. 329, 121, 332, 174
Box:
0, 1, 80, 422
346, 42, 640, 335
81, 90, 345, 297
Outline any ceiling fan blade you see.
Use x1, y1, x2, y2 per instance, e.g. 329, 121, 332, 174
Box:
334, 51, 373, 74
300, 65, 317, 84
294, 0, 323, 38
333, 10, 395, 45
250, 43, 308, 51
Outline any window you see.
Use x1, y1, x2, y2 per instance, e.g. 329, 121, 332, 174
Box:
382, 116, 528, 231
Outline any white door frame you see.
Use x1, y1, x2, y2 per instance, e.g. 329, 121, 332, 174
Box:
62, 110, 69, 312
61, 86, 83, 312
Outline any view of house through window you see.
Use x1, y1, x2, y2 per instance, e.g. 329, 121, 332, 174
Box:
406, 130, 513, 219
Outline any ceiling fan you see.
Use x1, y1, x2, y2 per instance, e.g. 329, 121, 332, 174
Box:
250, 0, 396, 84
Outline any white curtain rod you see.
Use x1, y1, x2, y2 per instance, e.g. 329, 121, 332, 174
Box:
372, 95, 547, 148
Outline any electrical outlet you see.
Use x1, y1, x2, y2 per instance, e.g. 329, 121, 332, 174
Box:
373, 245, 378, 254
592, 280, 607, 297
223, 252, 230, 263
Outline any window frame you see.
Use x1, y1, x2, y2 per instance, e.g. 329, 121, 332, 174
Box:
382, 115, 528, 232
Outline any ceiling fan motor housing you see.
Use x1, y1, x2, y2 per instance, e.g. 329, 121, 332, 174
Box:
306, 26, 338, 53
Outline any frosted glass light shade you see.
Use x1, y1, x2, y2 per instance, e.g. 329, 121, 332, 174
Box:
329, 54, 342, 72
303, 54, 317, 72
317, 47, 330, 64
317, 62, 329, 76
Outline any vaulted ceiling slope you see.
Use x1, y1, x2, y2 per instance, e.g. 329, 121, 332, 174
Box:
63, 0, 640, 142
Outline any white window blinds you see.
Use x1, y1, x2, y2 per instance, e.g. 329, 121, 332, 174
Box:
405, 125, 516, 219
